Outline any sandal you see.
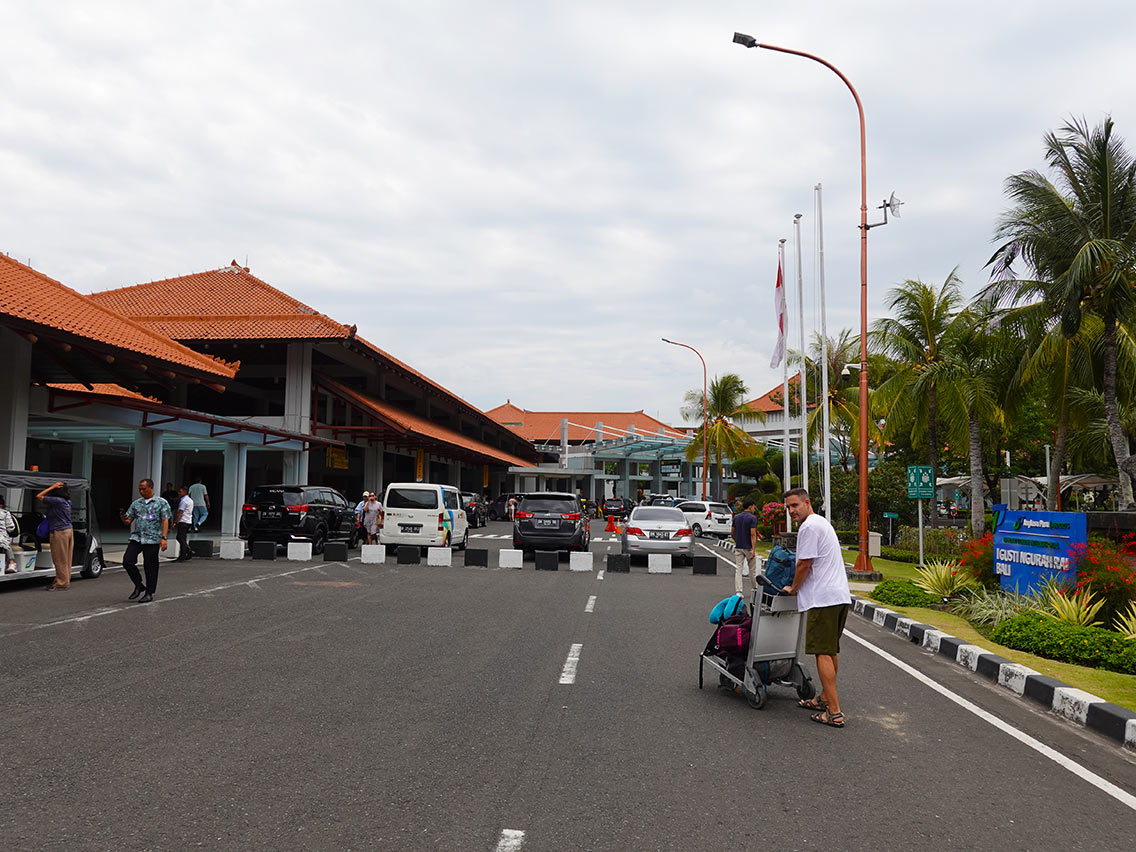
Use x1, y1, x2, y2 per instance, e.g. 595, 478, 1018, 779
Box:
798, 698, 827, 711
810, 709, 845, 728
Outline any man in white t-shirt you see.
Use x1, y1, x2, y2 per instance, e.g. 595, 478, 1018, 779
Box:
782, 488, 851, 728
175, 486, 195, 562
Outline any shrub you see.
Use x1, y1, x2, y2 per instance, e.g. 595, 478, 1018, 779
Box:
1070, 535, 1136, 627
913, 558, 974, 600
834, 529, 859, 546
1116, 601, 1136, 640
879, 546, 920, 563
758, 474, 782, 494
870, 579, 940, 608
950, 587, 1042, 627
1039, 578, 1106, 627
958, 532, 997, 589
896, 525, 969, 557
759, 502, 785, 526
990, 611, 1136, 674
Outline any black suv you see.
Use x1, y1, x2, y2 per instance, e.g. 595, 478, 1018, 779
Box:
242, 485, 355, 553
601, 497, 634, 519
512, 492, 590, 553
487, 492, 523, 521
461, 491, 488, 528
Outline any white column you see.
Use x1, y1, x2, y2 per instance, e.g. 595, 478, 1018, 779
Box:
0, 326, 30, 473
133, 431, 164, 489
222, 443, 248, 538
71, 440, 94, 481
282, 450, 308, 483
364, 443, 384, 492
283, 342, 312, 481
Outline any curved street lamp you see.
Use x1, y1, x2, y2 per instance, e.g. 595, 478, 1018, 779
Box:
662, 337, 709, 500
733, 32, 898, 575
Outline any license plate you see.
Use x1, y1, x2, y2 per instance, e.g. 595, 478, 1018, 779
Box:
400, 524, 422, 533
536, 518, 558, 528
649, 530, 670, 540
264, 510, 281, 518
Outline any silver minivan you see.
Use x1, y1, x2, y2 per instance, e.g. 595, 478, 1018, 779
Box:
379, 483, 469, 550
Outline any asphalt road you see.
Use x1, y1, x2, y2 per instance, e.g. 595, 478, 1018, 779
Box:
2, 519, 1135, 851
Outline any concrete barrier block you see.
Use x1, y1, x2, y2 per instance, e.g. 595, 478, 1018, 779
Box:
323, 541, 349, 562
189, 539, 214, 558
692, 555, 717, 575
250, 540, 276, 560
219, 540, 245, 560
361, 544, 386, 564
607, 553, 630, 573
464, 548, 489, 567
535, 551, 559, 571
956, 644, 986, 671
396, 545, 420, 565
921, 629, 945, 653
1053, 687, 1103, 725
287, 542, 313, 561
1127, 718, 1136, 751
499, 549, 523, 569
427, 547, 452, 567
997, 664, 1039, 695
647, 554, 672, 574
895, 617, 914, 638
1084, 702, 1136, 745
853, 598, 866, 615
872, 608, 895, 627
569, 552, 593, 572
161, 540, 180, 560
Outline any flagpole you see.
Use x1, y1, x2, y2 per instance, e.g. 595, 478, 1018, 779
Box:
778, 238, 791, 532
793, 213, 808, 497
817, 183, 832, 520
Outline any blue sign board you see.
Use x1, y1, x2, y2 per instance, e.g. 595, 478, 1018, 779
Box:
991, 505, 1087, 593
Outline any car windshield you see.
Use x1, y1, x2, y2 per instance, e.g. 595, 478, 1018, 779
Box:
710, 503, 730, 513
250, 487, 301, 505
632, 507, 685, 522
520, 497, 577, 514
386, 488, 440, 509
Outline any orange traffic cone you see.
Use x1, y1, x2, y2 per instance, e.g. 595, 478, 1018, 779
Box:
605, 514, 616, 532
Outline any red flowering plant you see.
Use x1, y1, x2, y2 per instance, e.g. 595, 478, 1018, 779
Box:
1071, 534, 1136, 628
760, 502, 786, 532
957, 532, 997, 589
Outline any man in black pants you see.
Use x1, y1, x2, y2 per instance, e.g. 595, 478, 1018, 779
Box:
118, 478, 171, 603
174, 484, 194, 562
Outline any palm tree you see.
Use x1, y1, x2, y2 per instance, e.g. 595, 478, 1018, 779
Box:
870, 270, 969, 526
681, 373, 763, 499
989, 117, 1136, 506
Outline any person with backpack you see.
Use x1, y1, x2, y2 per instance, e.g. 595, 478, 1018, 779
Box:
730, 499, 759, 597
781, 487, 851, 728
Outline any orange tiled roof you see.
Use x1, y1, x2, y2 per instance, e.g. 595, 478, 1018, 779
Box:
744, 376, 815, 413
46, 383, 157, 402
484, 402, 682, 443
321, 380, 534, 468
0, 255, 237, 379
89, 262, 355, 341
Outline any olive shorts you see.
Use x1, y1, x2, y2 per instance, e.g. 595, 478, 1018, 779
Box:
805, 603, 851, 655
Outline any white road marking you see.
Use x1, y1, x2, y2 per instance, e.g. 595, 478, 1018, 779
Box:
597, 570, 604, 581
697, 541, 736, 566
246, 579, 262, 591
559, 643, 583, 684
494, 829, 525, 851
845, 630, 1136, 813
584, 595, 596, 613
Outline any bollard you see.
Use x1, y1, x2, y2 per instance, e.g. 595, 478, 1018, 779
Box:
499, 549, 523, 569
427, 547, 452, 567
397, 545, 421, 565
534, 551, 559, 571
692, 555, 717, 575
464, 548, 489, 567
287, 542, 313, 561
569, 551, 593, 572
189, 540, 215, 558
250, 540, 277, 560
647, 554, 672, 574
219, 540, 245, 560
323, 541, 349, 561
606, 553, 630, 573
361, 544, 386, 564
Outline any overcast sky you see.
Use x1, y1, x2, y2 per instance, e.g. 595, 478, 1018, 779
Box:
3, 2, 1134, 425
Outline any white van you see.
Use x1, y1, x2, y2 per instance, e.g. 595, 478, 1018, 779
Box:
379, 483, 469, 550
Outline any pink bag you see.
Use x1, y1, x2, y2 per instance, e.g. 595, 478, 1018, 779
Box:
715, 614, 752, 655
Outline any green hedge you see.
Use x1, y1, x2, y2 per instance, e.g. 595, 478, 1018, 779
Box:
879, 546, 920, 563
990, 611, 1136, 674
870, 579, 940, 608
834, 529, 859, 545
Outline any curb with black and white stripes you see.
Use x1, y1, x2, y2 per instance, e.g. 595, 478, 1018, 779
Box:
851, 596, 1136, 750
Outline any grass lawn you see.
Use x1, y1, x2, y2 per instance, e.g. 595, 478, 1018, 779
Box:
863, 601, 1136, 711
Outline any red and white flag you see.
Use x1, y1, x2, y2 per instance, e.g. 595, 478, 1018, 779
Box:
770, 259, 787, 368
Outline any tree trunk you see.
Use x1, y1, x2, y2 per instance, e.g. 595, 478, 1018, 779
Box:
1101, 312, 1136, 508
968, 411, 985, 534
928, 385, 939, 528
1048, 408, 1068, 511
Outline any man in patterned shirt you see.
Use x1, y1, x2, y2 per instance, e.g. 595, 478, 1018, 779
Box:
118, 478, 171, 603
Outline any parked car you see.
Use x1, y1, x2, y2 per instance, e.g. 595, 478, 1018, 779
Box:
648, 495, 680, 507
676, 499, 733, 538
0, 469, 106, 584
601, 497, 634, 519
461, 491, 488, 528
379, 482, 469, 550
242, 484, 355, 554
488, 492, 524, 521
512, 492, 590, 553
620, 506, 693, 564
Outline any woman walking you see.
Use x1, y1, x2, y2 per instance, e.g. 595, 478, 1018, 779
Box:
361, 492, 382, 544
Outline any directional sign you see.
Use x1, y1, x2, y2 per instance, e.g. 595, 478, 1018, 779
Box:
907, 465, 935, 499
882, 511, 899, 519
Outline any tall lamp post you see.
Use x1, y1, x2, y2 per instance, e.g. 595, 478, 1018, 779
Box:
733, 32, 899, 575
662, 337, 709, 500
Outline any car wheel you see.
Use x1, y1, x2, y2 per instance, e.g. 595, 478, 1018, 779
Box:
693, 523, 703, 538
81, 551, 105, 579
312, 528, 327, 555
458, 529, 468, 551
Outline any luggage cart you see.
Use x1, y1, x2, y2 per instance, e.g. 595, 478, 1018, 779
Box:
698, 574, 815, 709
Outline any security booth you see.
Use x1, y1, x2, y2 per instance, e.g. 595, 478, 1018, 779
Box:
0, 470, 105, 583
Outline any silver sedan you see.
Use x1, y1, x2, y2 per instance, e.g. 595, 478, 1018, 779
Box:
620, 506, 694, 563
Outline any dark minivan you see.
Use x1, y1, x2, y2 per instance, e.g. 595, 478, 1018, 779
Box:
512, 492, 590, 554
242, 485, 355, 553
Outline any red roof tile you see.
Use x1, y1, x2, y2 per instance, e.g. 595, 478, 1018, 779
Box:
89, 262, 355, 341
0, 255, 237, 379
484, 403, 684, 443
744, 377, 814, 413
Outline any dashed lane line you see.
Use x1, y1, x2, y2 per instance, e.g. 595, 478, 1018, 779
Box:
493, 829, 525, 851
559, 643, 583, 684
585, 595, 596, 613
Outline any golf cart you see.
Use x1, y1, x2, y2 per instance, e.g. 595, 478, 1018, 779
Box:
0, 470, 106, 584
